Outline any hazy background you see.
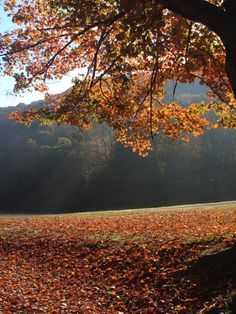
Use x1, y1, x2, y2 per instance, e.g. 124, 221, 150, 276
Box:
0, 83, 235, 214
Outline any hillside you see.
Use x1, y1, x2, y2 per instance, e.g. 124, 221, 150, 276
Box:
0, 85, 236, 214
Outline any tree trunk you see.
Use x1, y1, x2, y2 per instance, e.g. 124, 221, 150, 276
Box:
225, 42, 236, 99
221, 2, 236, 98
163, 1, 236, 99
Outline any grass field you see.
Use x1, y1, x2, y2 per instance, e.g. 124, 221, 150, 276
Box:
0, 206, 235, 313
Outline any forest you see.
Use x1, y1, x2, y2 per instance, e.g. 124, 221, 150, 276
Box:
0, 83, 236, 214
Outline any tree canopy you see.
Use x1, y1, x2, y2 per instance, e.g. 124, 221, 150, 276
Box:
1, 0, 236, 155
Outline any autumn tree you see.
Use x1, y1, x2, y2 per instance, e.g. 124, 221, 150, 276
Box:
0, 0, 236, 265
0, 0, 236, 156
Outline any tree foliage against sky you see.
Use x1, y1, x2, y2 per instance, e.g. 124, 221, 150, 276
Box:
0, 0, 236, 155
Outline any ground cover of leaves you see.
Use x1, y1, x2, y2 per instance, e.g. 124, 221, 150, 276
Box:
0, 207, 235, 313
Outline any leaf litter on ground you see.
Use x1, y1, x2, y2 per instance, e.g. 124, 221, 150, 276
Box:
0, 206, 235, 313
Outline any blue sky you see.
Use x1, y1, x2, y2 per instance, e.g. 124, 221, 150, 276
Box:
0, 6, 77, 107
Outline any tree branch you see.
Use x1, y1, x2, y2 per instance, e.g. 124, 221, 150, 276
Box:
163, 0, 226, 38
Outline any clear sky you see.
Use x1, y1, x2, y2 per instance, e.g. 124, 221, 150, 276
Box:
0, 6, 78, 107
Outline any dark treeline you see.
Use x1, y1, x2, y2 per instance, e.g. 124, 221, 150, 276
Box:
0, 89, 236, 214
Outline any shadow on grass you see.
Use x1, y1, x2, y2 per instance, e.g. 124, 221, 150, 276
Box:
184, 242, 236, 313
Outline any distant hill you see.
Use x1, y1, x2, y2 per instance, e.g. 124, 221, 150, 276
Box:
0, 84, 235, 214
